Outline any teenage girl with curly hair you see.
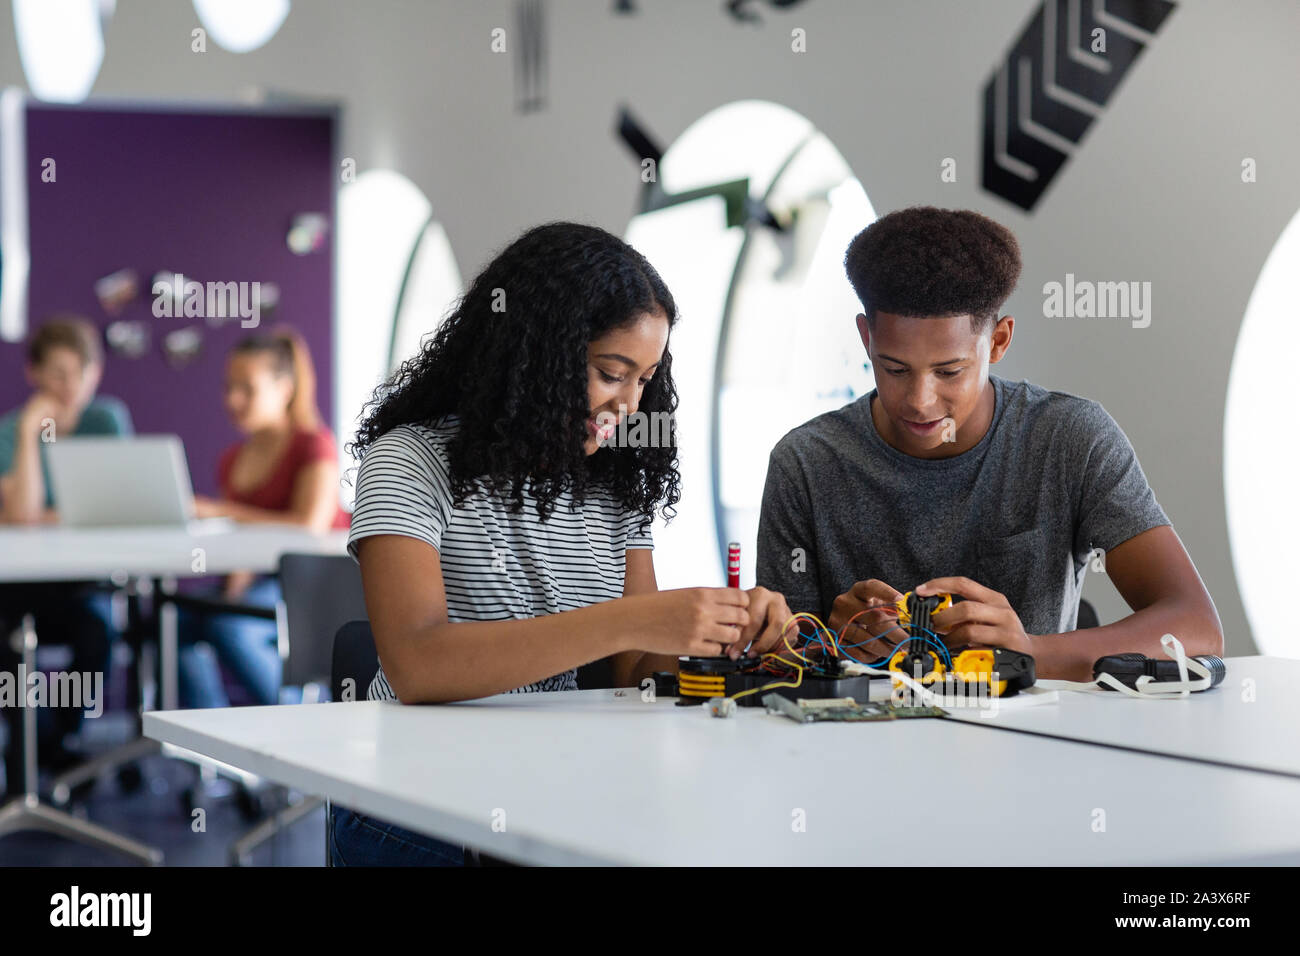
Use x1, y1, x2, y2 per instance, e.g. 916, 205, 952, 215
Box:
330, 221, 793, 866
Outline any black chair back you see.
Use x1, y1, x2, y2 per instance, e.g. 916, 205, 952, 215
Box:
331, 620, 379, 702
278, 553, 369, 691
1078, 598, 1100, 629
576, 656, 616, 690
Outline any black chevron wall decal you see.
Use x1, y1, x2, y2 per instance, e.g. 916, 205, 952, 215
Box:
981, 0, 1177, 212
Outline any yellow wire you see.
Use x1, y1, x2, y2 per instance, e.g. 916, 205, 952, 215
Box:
728, 660, 805, 702
792, 612, 841, 657
719, 609, 866, 703
680, 619, 821, 702
783, 612, 835, 638
778, 615, 819, 664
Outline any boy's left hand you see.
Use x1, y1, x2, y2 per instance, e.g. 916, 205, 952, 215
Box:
915, 577, 1036, 657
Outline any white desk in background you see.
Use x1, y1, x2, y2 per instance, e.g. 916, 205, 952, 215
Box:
941, 656, 1300, 779
0, 524, 349, 582
0, 524, 348, 709
145, 688, 1300, 867
0, 524, 347, 864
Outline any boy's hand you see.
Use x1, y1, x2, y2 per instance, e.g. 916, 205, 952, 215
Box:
19, 393, 65, 433
917, 577, 1036, 656
829, 579, 904, 638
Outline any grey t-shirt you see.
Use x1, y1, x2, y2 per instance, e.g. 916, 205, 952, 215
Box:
755, 375, 1169, 637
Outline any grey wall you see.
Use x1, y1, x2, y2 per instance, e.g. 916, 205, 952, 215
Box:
3, 0, 1297, 654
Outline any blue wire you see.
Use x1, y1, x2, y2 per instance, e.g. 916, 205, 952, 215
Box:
847, 636, 909, 664
835, 622, 953, 666
790, 620, 951, 675
837, 622, 906, 649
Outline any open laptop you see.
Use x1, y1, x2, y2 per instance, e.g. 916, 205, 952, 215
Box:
47, 435, 232, 533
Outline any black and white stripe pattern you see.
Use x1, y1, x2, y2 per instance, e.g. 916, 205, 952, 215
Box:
348, 417, 653, 700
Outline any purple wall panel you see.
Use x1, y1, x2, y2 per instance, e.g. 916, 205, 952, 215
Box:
0, 103, 336, 495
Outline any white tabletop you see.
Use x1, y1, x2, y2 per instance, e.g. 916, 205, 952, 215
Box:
0, 524, 349, 582
941, 656, 1300, 778
144, 688, 1300, 866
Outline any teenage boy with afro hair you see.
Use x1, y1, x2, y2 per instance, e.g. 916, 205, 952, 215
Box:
756, 206, 1222, 680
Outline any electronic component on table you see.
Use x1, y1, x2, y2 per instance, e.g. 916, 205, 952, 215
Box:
889, 590, 956, 682
673, 604, 948, 711
763, 693, 948, 724
676, 654, 871, 708
890, 705, 950, 719
652, 671, 678, 698
888, 590, 1036, 698
707, 697, 737, 718
1092, 653, 1226, 691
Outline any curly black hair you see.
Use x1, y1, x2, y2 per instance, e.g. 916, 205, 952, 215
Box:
351, 221, 680, 526
844, 206, 1021, 333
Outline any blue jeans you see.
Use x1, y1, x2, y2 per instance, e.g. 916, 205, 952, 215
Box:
328, 805, 466, 866
177, 577, 283, 708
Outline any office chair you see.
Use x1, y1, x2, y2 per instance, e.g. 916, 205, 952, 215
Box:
331, 619, 379, 702
227, 554, 368, 865
1078, 598, 1100, 630
324, 619, 378, 867
576, 655, 618, 690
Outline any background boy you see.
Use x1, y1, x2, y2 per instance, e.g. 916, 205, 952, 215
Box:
0, 317, 132, 795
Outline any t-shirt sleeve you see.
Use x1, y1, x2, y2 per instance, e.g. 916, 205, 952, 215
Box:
111, 398, 134, 436
0, 415, 16, 479
1071, 400, 1170, 558
625, 511, 654, 550
756, 439, 823, 618
80, 396, 134, 436
347, 426, 453, 561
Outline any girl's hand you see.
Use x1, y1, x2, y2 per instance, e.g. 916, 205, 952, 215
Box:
728, 587, 794, 659
193, 495, 226, 519
632, 587, 751, 658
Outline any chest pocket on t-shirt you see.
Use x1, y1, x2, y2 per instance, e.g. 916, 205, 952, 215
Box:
975, 527, 1046, 603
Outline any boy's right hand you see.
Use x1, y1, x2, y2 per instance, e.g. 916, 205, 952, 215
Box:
634, 587, 751, 658
19, 393, 66, 433
828, 579, 905, 651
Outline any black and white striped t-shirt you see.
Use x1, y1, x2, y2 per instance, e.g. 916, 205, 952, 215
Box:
347, 417, 654, 700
